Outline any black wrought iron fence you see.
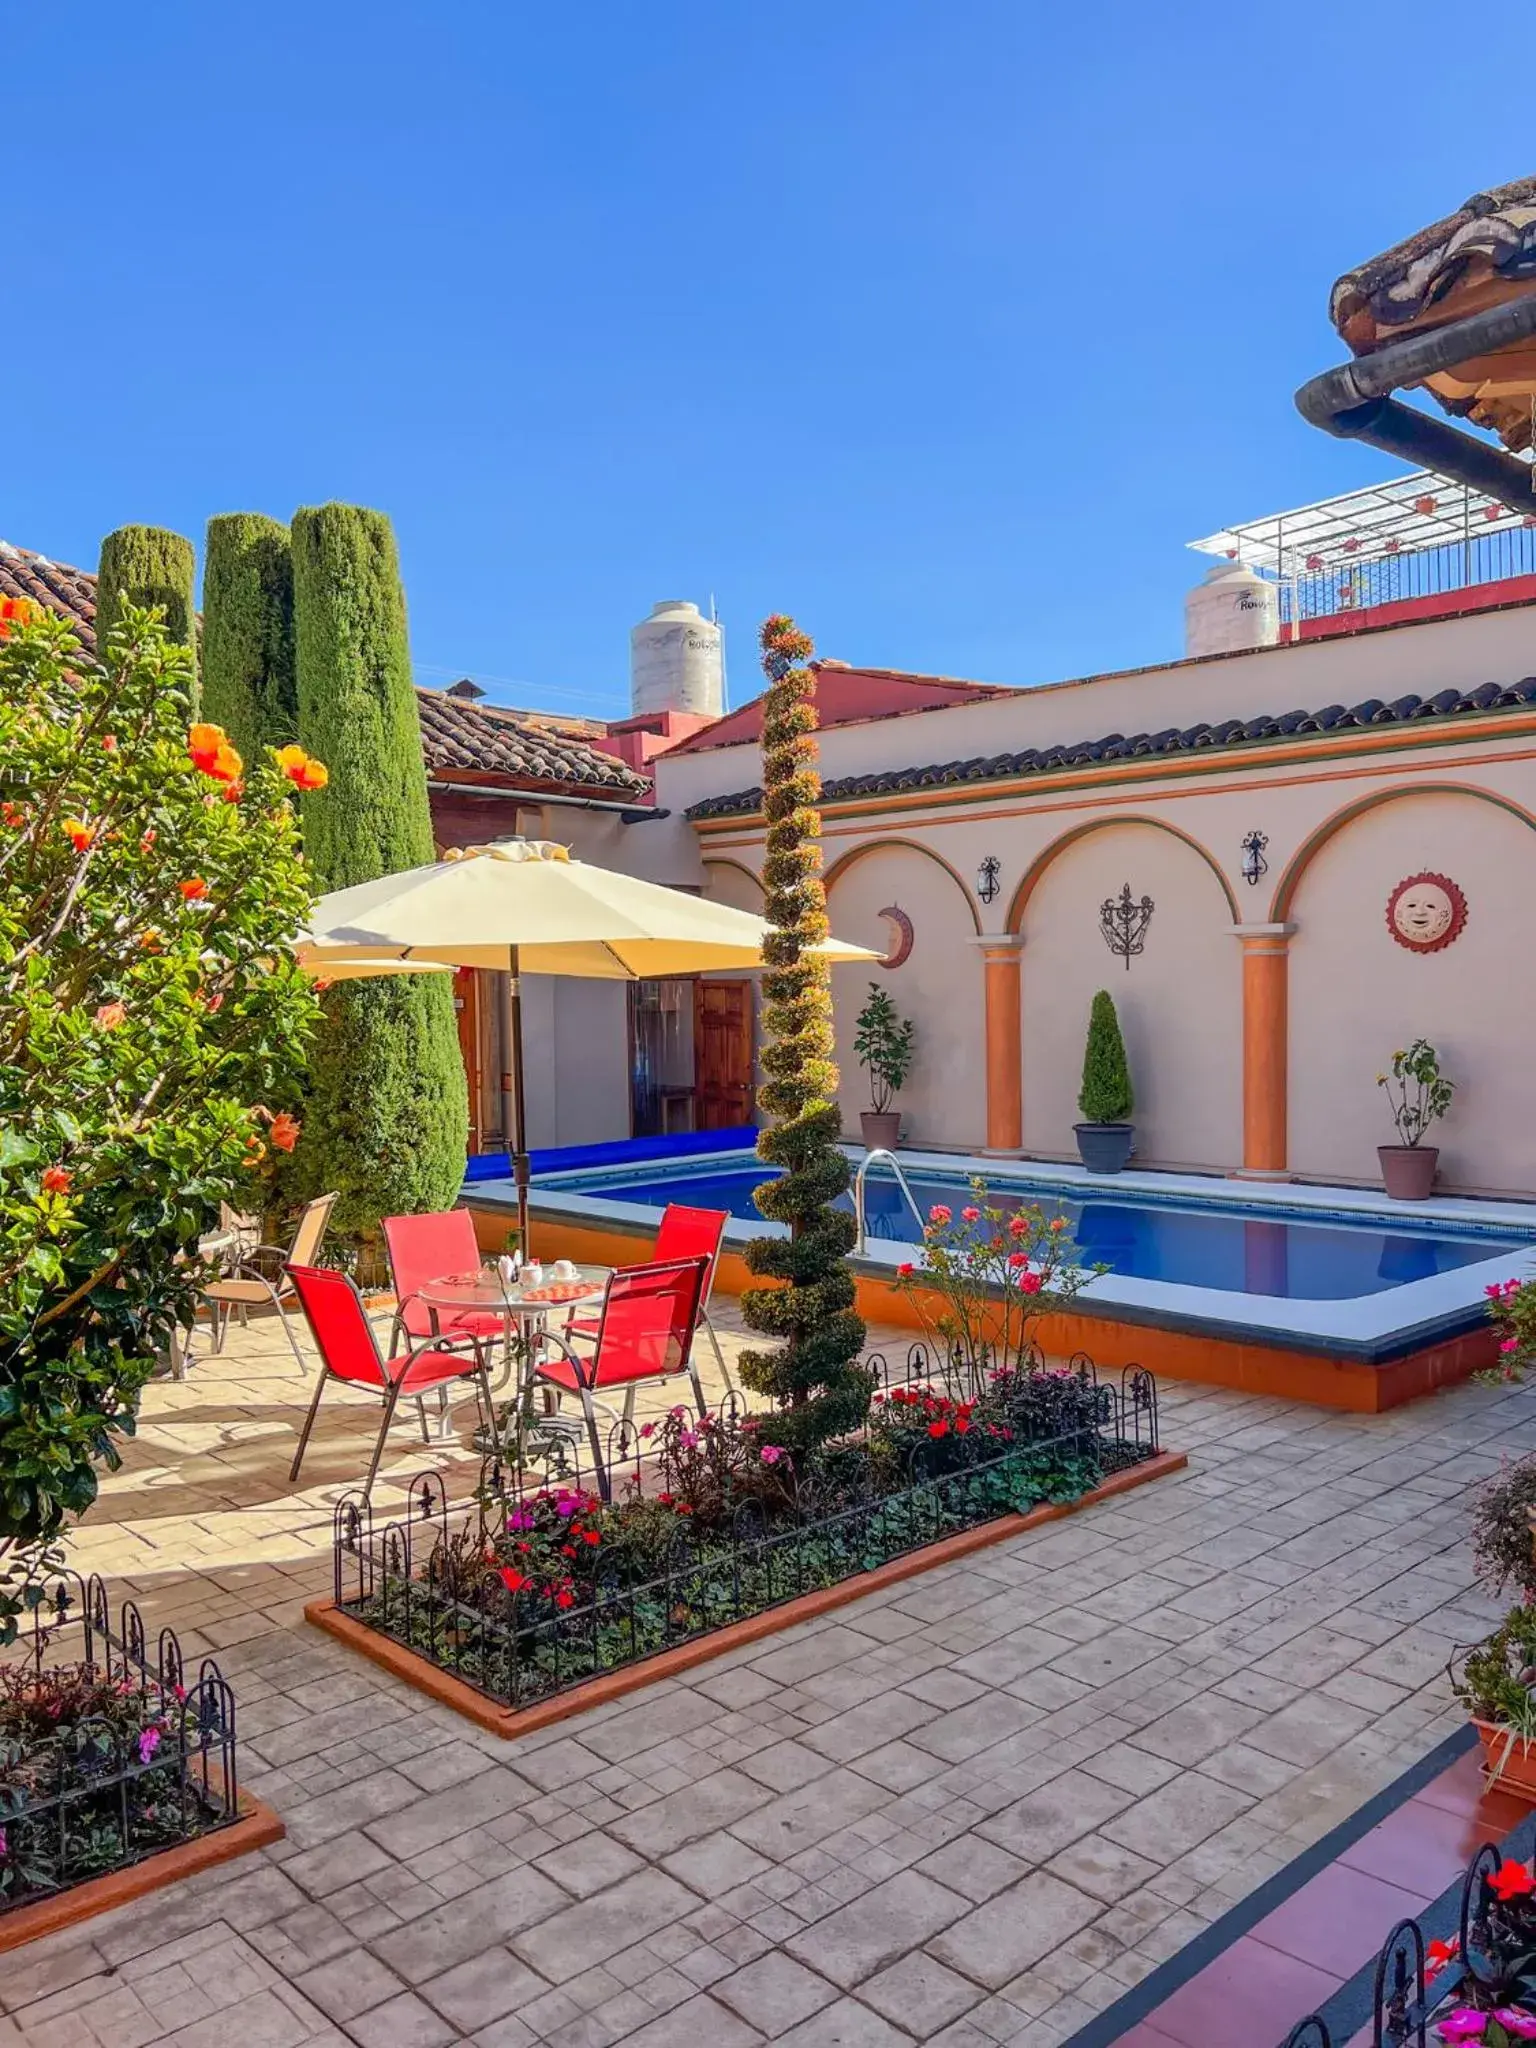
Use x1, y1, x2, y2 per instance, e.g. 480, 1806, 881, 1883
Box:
332, 1346, 1162, 1713
0, 1576, 240, 1914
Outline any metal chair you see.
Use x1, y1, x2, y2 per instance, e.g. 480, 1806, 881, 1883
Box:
566, 1204, 732, 1388
383, 1209, 506, 1351
286, 1264, 495, 1497
198, 1192, 337, 1373
536, 1255, 709, 1499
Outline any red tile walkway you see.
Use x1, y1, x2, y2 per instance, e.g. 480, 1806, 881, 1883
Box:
1123, 1746, 1532, 2047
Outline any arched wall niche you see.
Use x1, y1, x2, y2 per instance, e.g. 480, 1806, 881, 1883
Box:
1284, 785, 1536, 1193
1016, 817, 1241, 1169
824, 840, 986, 1148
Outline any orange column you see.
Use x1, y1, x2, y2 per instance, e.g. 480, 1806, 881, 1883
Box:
973, 937, 1024, 1155
1235, 924, 1293, 1178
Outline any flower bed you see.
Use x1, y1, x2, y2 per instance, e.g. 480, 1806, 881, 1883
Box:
0, 1580, 242, 1918
327, 1348, 1162, 1716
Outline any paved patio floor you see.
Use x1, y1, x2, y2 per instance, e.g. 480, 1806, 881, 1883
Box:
3, 1299, 1528, 2048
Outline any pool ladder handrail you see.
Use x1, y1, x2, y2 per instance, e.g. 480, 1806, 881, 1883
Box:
854, 1148, 924, 1255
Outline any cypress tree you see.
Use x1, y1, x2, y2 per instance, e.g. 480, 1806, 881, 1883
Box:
96, 526, 197, 681
738, 615, 870, 1458
1078, 989, 1134, 1123
201, 514, 296, 762
287, 503, 467, 1238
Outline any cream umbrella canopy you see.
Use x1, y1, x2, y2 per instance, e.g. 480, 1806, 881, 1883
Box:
301, 839, 881, 1247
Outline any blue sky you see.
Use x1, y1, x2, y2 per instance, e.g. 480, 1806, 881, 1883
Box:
6, 2, 1521, 717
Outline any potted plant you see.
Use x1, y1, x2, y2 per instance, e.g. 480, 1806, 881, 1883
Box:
1075, 989, 1134, 1174
853, 982, 915, 1151
1451, 1605, 1536, 1799
1377, 1037, 1455, 1200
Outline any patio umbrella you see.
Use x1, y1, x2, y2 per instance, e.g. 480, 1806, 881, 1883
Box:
301, 839, 880, 1247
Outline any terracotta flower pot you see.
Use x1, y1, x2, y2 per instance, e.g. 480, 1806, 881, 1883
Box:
1473, 1718, 1536, 1803
1379, 1144, 1438, 1201
1075, 1123, 1134, 1175
860, 1111, 901, 1151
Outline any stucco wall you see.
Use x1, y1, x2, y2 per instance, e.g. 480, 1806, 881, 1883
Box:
1017, 821, 1241, 1169
1286, 788, 1536, 1195
824, 845, 986, 1150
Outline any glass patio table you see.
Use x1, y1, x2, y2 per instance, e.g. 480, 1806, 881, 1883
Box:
415, 1266, 609, 1453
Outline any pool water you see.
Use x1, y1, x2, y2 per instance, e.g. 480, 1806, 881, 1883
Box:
546, 1162, 1532, 1302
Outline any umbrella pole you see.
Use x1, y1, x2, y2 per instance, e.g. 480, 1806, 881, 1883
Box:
505, 945, 530, 1254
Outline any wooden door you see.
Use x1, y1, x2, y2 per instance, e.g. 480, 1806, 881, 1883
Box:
693, 980, 754, 1129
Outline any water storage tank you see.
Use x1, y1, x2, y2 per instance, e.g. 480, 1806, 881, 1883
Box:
630, 600, 725, 718
1184, 561, 1280, 657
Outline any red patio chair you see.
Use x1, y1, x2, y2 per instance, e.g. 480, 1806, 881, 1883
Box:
383, 1209, 506, 1352
286, 1264, 495, 1498
535, 1255, 709, 1499
567, 1204, 732, 1387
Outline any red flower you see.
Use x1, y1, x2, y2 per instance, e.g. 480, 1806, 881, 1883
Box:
1017, 1271, 1043, 1294
1008, 1214, 1028, 1238
928, 1204, 952, 1226
555, 1591, 574, 1609
63, 818, 94, 852
41, 1166, 72, 1195
582, 1529, 601, 1545
928, 1421, 949, 1438
269, 1112, 300, 1153
101, 734, 117, 752
94, 1001, 126, 1030
179, 877, 208, 901
1426, 1935, 1460, 1979
1007, 1250, 1028, 1269
961, 1206, 980, 1223
498, 1567, 531, 1593
895, 1262, 915, 1279
1490, 1859, 1536, 1903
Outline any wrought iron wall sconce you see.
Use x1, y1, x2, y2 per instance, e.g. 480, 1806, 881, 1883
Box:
1100, 883, 1154, 969
976, 856, 1001, 905
1240, 830, 1269, 887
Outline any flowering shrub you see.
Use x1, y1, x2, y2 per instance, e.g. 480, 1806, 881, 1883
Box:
1417, 1850, 1536, 2035
0, 1658, 196, 1904
638, 1405, 793, 1529
1484, 1277, 1536, 1387
0, 603, 318, 1630
891, 1178, 1105, 1385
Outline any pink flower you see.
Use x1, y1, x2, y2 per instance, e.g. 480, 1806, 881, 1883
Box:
961, 1206, 980, 1223
760, 1445, 785, 1465
1502, 1338, 1521, 1354
928, 1205, 952, 1226
1007, 1250, 1028, 1269
679, 1431, 699, 1450
1017, 1271, 1043, 1295
638, 1422, 655, 1438
137, 1726, 161, 1766
0, 1825, 7, 1858
1494, 2015, 1536, 2041
1437, 2014, 1486, 2043
1007, 1215, 1027, 1238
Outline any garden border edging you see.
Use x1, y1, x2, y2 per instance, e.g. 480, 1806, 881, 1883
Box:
304, 1448, 1187, 1738
0, 1793, 285, 1953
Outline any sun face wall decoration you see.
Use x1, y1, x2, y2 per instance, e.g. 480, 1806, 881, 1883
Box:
1385, 872, 1467, 954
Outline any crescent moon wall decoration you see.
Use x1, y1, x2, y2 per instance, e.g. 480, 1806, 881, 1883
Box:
1385, 872, 1467, 954
877, 905, 914, 970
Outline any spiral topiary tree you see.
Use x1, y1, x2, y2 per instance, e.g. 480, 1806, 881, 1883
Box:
738, 615, 870, 1457
201, 513, 296, 763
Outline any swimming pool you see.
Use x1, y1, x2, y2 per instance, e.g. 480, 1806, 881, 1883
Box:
463, 1142, 1536, 1373
540, 1161, 1528, 1302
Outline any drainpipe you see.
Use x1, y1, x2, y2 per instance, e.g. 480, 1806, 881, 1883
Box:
1294, 294, 1536, 512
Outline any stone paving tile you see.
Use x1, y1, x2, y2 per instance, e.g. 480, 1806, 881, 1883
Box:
10, 1307, 1533, 2043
